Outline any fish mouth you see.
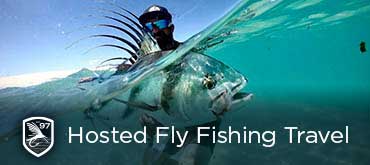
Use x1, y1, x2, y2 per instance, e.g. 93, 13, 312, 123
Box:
210, 91, 253, 117
230, 77, 252, 105
231, 92, 253, 105
210, 78, 252, 116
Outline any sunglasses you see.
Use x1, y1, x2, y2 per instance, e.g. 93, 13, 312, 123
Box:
144, 19, 171, 31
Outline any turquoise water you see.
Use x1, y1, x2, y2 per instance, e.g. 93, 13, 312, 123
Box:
205, 0, 370, 164
1, 0, 370, 164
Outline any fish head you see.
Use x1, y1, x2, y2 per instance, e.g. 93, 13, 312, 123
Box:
199, 59, 252, 117
204, 72, 252, 116
174, 52, 253, 122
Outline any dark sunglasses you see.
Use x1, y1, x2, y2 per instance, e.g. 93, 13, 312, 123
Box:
144, 19, 171, 31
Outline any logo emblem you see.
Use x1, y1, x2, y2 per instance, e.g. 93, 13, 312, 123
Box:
22, 117, 54, 157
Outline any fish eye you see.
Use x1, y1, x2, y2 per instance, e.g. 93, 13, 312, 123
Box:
203, 73, 216, 89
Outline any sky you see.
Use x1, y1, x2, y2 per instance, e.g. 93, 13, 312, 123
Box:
0, 0, 239, 76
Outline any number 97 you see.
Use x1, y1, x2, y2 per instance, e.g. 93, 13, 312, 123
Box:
39, 123, 50, 129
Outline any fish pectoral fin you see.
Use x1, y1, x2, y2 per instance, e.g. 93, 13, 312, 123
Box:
113, 98, 160, 112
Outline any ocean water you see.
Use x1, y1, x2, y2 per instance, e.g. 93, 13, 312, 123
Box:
1, 0, 370, 164
204, 0, 370, 164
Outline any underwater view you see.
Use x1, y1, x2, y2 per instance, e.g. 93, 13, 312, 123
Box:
0, 0, 370, 164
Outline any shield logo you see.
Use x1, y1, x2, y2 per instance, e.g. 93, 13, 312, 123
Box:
22, 117, 54, 157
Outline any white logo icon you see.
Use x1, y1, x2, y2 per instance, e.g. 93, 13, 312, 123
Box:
23, 117, 54, 157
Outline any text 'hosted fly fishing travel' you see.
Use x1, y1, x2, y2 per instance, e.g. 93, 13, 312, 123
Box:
67, 125, 350, 148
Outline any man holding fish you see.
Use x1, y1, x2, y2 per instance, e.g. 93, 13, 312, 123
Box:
78, 4, 251, 164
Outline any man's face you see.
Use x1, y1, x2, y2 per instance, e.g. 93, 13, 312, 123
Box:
146, 18, 174, 46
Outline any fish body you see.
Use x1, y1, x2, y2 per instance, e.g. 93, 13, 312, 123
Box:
118, 50, 252, 127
